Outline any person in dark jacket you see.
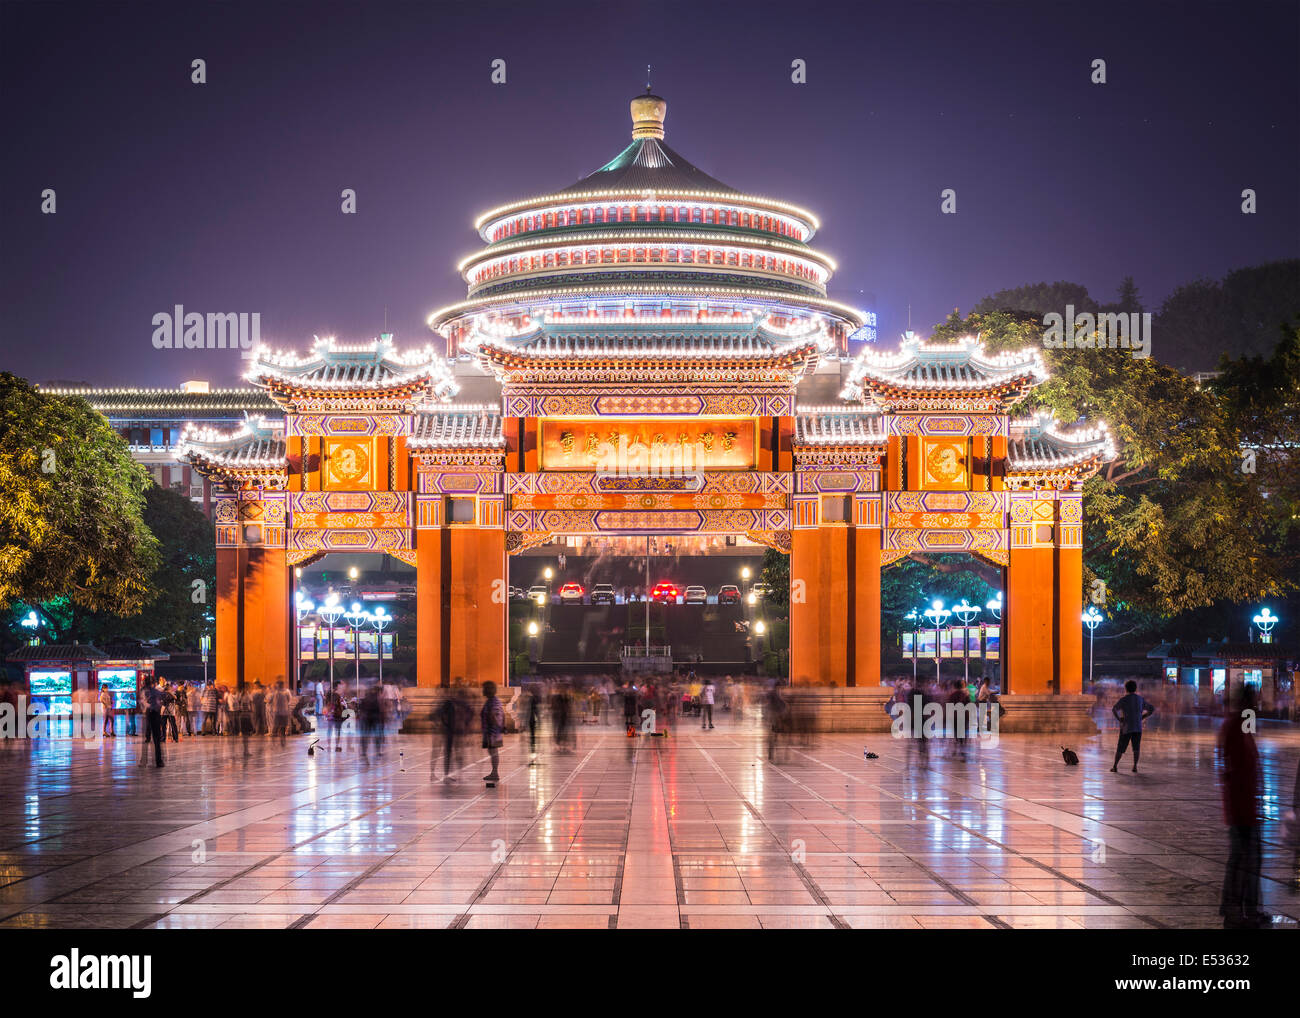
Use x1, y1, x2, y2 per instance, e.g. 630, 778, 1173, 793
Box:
139, 680, 165, 768
433, 684, 462, 782
527, 684, 542, 766
1219, 685, 1269, 927
481, 681, 505, 786
359, 684, 384, 761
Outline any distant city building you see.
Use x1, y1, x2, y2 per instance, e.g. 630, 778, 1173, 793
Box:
35, 381, 279, 516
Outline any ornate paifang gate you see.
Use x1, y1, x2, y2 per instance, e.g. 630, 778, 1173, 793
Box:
182, 93, 1112, 707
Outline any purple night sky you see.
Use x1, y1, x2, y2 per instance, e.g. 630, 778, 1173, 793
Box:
2, 0, 1296, 386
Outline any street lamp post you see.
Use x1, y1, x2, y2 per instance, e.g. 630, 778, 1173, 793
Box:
740, 566, 751, 601
369, 606, 391, 686
1082, 605, 1103, 690
985, 592, 1003, 690
345, 603, 369, 697
1252, 607, 1278, 644
294, 592, 314, 694
318, 594, 344, 690
923, 599, 951, 684
904, 608, 921, 681
951, 598, 981, 686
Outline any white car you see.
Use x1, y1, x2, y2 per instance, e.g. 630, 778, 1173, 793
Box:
684, 585, 708, 604
528, 585, 549, 605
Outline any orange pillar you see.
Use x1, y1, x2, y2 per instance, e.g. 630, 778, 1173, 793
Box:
790, 525, 850, 684
416, 524, 446, 688
1006, 545, 1055, 694
1056, 545, 1083, 695
215, 545, 240, 688
447, 527, 507, 687
853, 526, 881, 686
241, 547, 289, 686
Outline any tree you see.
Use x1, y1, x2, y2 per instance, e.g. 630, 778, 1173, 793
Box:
927, 308, 1287, 623
972, 280, 1097, 318
1107, 276, 1143, 314
759, 547, 789, 614
0, 374, 159, 620
1154, 260, 1300, 372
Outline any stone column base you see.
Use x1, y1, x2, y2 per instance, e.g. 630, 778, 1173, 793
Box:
787, 686, 895, 733
996, 694, 1098, 734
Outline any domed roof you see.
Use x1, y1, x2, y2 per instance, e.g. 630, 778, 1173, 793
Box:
560, 92, 737, 194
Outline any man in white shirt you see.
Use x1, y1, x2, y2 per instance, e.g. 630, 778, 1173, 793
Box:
701, 678, 716, 730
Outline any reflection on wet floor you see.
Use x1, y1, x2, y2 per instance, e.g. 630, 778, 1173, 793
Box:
0, 715, 1296, 929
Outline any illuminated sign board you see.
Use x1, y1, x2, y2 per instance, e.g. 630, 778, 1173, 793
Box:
540, 418, 757, 472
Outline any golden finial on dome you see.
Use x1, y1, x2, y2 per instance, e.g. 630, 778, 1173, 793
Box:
630, 78, 666, 141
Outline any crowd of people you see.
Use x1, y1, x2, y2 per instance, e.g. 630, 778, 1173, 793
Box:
87, 676, 412, 766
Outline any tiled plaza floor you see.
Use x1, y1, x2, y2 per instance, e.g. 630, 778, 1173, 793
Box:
1, 714, 1297, 930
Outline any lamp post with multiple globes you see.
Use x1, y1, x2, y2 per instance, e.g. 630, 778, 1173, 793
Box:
923, 599, 951, 683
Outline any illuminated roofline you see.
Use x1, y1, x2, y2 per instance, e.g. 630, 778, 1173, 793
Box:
473, 189, 821, 237
458, 231, 837, 275
428, 285, 866, 332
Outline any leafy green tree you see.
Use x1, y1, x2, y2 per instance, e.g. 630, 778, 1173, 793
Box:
0, 374, 159, 621
759, 547, 789, 614
927, 308, 1287, 622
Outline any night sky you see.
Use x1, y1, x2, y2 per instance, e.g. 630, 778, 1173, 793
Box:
2, 0, 1296, 386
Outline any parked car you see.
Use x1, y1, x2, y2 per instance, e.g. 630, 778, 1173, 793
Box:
684, 585, 708, 604
718, 584, 741, 605
528, 584, 549, 605
559, 582, 585, 604
750, 583, 771, 602
508, 585, 528, 602
650, 581, 680, 604
590, 582, 617, 605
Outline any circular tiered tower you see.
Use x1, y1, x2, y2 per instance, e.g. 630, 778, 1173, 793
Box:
429, 91, 867, 356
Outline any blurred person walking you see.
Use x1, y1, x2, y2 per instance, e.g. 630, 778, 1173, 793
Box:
100, 684, 116, 738
527, 684, 542, 766
271, 680, 291, 747
235, 683, 253, 757
328, 681, 347, 752
200, 682, 219, 735
175, 681, 191, 736
1219, 685, 1269, 927
138, 679, 165, 768
481, 681, 505, 786
432, 685, 461, 781
359, 684, 384, 762
185, 682, 200, 735
764, 681, 787, 762
1110, 679, 1155, 773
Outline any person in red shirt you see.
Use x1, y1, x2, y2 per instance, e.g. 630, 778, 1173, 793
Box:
1218, 684, 1269, 928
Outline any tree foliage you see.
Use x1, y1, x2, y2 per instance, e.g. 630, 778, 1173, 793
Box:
0, 374, 159, 617
924, 305, 1294, 624
1155, 260, 1300, 372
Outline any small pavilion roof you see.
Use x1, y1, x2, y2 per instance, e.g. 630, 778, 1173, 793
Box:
248, 335, 458, 404
1006, 413, 1114, 480
842, 335, 1047, 409
177, 415, 289, 485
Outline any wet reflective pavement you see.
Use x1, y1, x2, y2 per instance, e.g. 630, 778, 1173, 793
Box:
1, 715, 1297, 929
